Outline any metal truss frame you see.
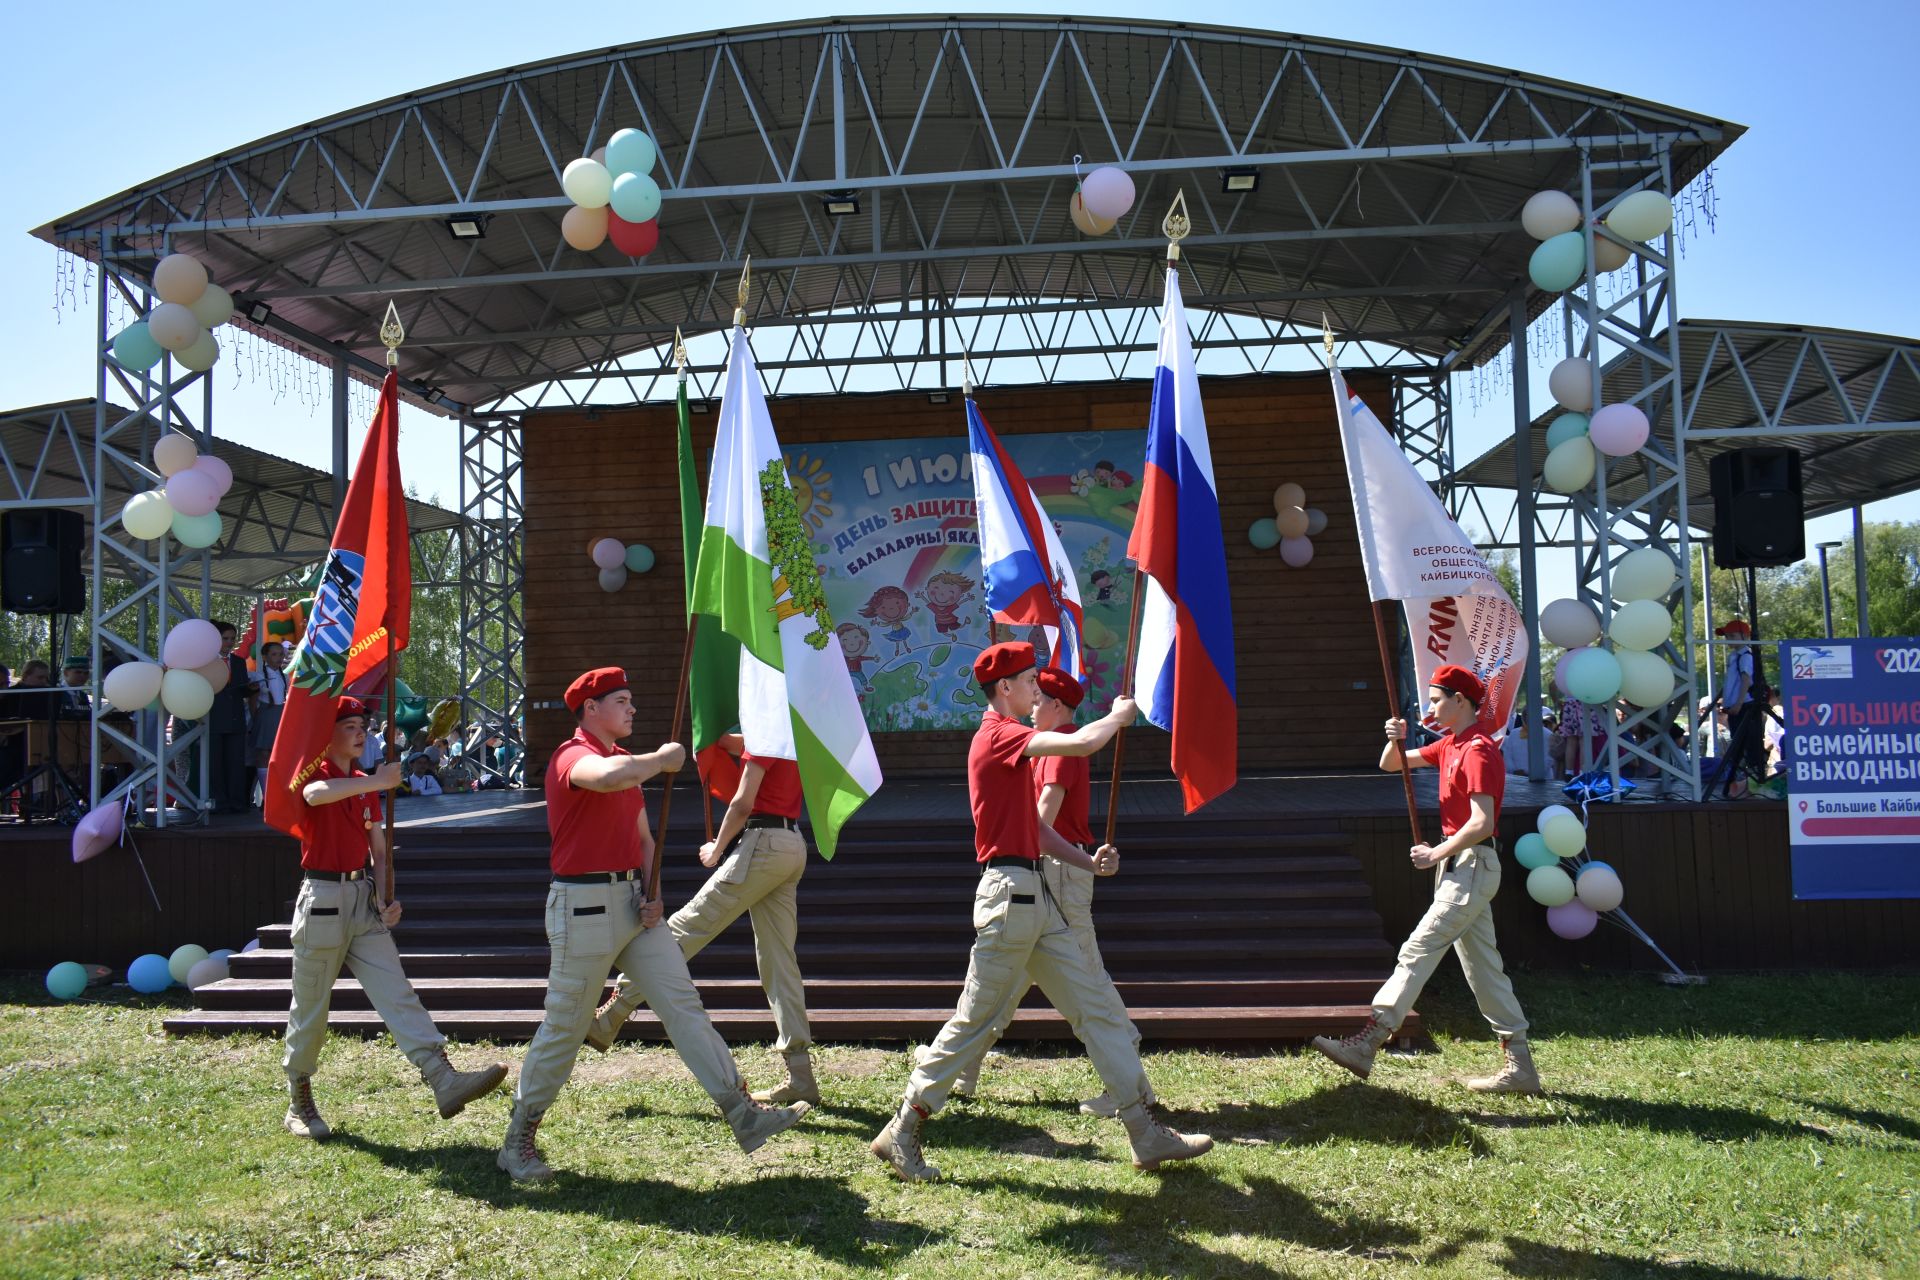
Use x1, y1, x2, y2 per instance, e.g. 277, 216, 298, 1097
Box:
456, 416, 525, 785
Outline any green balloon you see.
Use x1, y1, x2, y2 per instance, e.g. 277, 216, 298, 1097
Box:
46, 961, 88, 1000
1513, 832, 1558, 870
1247, 518, 1280, 550
112, 322, 164, 372
171, 510, 222, 549
624, 543, 655, 574
1545, 412, 1590, 452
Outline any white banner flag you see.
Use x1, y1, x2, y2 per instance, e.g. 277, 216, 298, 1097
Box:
1332, 364, 1528, 737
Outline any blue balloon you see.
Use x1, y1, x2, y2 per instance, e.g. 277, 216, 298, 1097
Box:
208, 948, 234, 961
609, 172, 662, 223
127, 953, 173, 993
46, 961, 88, 1000
1545, 412, 1590, 451
605, 128, 657, 177
624, 543, 655, 574
112, 322, 164, 372
1529, 231, 1586, 293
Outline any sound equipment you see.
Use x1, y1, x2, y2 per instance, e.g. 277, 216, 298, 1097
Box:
1709, 448, 1804, 569
1, 509, 85, 614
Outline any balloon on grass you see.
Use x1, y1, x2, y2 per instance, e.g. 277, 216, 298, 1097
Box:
46, 961, 88, 1000
187, 955, 231, 990
168, 944, 209, 985
128, 953, 173, 993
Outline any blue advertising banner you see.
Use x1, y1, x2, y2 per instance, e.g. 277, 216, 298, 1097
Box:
1780, 637, 1920, 899
784, 428, 1146, 734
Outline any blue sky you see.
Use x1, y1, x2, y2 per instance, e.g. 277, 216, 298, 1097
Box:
4, 1, 1914, 598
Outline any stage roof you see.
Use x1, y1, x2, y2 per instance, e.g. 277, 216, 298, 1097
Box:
0, 400, 462, 593
34, 16, 1739, 413
1454, 320, 1920, 529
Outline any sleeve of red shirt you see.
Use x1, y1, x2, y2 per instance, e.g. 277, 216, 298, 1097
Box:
552, 740, 590, 789
1457, 740, 1503, 799
1032, 755, 1065, 788
994, 718, 1036, 766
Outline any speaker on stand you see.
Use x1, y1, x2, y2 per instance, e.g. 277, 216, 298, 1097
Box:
1709, 448, 1804, 570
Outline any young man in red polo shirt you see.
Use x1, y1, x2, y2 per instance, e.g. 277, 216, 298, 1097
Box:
944, 666, 1155, 1117
1310, 664, 1541, 1094
498, 667, 810, 1183
281, 697, 508, 1140
871, 642, 1211, 1181
583, 731, 820, 1105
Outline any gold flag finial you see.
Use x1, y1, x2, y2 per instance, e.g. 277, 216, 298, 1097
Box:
734, 257, 752, 327
379, 300, 405, 369
1162, 191, 1191, 262
1321, 312, 1335, 362
961, 348, 975, 398
673, 326, 687, 376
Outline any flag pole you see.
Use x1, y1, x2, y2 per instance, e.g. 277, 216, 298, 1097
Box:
1324, 317, 1423, 845
378, 301, 404, 905
964, 350, 1004, 647
1101, 195, 1190, 848
676, 327, 715, 849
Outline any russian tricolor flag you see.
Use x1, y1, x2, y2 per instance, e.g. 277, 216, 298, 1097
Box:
965, 398, 1086, 682
1129, 267, 1237, 812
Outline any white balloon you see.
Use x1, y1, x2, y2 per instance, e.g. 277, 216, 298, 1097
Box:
562, 158, 613, 209
1611, 547, 1678, 603
1536, 804, 1578, 831
1608, 598, 1673, 651
1520, 190, 1581, 241
1080, 167, 1135, 221
186, 955, 231, 990
152, 253, 209, 306
161, 618, 222, 670
1542, 436, 1596, 494
188, 282, 234, 329
1606, 190, 1675, 243
1617, 648, 1677, 708
102, 661, 164, 711
120, 490, 175, 540
160, 668, 215, 719
1540, 597, 1602, 649
1548, 357, 1598, 412
147, 303, 202, 353
597, 565, 629, 592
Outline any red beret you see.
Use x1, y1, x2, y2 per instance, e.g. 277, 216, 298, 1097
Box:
1035, 666, 1085, 709
1429, 664, 1486, 707
565, 666, 629, 712
1714, 617, 1751, 637
335, 696, 369, 723
973, 641, 1035, 687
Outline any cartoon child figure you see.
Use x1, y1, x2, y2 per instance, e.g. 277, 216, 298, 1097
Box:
838, 621, 878, 684
858, 585, 918, 656
1090, 569, 1115, 603
917, 571, 976, 639
1092, 459, 1117, 489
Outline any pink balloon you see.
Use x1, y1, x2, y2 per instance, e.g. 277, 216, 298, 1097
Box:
1080, 166, 1136, 221
71, 803, 123, 863
1588, 403, 1650, 456
1278, 535, 1315, 567
590, 537, 626, 570
166, 467, 221, 518
1547, 900, 1599, 940
161, 618, 222, 670
191, 454, 234, 496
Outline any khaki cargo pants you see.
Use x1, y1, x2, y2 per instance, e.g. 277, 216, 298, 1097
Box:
1371, 844, 1529, 1037
907, 860, 1147, 1114
283, 875, 445, 1077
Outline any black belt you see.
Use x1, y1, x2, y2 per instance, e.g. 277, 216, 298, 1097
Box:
981, 855, 1039, 873
744, 815, 798, 831
556, 869, 643, 884
304, 869, 368, 882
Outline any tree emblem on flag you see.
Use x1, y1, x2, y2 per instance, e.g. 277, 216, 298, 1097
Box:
759, 458, 835, 650
291, 548, 365, 695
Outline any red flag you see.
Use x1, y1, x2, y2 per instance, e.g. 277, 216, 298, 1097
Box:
264, 373, 411, 839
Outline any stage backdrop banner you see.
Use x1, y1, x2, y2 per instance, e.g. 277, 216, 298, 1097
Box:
788, 428, 1144, 733
1781, 636, 1920, 899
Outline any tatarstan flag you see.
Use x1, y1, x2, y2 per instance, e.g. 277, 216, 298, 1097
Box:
264, 371, 410, 839
675, 370, 743, 804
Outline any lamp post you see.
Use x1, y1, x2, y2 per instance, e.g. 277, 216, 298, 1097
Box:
1816, 541, 1843, 638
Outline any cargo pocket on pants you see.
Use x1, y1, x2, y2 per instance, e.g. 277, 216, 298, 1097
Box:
544, 972, 591, 1032
291, 885, 345, 951
563, 901, 613, 959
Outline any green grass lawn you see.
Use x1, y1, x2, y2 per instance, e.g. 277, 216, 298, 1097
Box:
1, 970, 1915, 1279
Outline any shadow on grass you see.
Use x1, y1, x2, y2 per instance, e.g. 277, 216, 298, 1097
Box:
978, 1169, 1420, 1279
1467, 1090, 1832, 1145
1199, 1083, 1493, 1155
332, 1133, 942, 1267
1498, 1235, 1818, 1279
1787, 1096, 1920, 1144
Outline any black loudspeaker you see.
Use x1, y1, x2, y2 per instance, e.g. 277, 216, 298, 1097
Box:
1709, 448, 1804, 569
2, 509, 86, 614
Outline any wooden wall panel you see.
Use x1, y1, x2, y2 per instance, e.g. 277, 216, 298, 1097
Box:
522, 371, 1398, 779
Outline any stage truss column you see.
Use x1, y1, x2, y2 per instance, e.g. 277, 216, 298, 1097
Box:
457, 413, 525, 785
331, 353, 350, 522
1507, 295, 1547, 779
1391, 364, 1454, 508
1569, 145, 1701, 799
89, 236, 219, 825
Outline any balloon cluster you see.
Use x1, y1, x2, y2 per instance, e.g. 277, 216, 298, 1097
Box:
100, 943, 237, 996
589, 536, 655, 592
99, 618, 234, 721
109, 252, 235, 373
238, 597, 311, 674
1513, 803, 1626, 939
1247, 482, 1327, 568
1520, 188, 1674, 293
1541, 548, 1678, 710
560, 129, 663, 257
120, 433, 235, 549
1068, 165, 1137, 235
1538, 356, 1654, 492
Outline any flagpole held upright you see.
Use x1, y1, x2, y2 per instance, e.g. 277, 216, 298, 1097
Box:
674, 327, 715, 848
379, 301, 404, 905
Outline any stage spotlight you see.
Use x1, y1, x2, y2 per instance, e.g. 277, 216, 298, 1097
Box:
822, 191, 860, 217
421, 386, 448, 406
244, 300, 273, 324
445, 213, 490, 240
1220, 167, 1259, 195
927, 391, 951, 405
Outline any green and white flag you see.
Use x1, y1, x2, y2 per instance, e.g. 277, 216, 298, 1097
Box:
690, 325, 882, 857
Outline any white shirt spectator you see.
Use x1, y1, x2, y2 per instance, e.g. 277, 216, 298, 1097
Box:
411, 771, 443, 796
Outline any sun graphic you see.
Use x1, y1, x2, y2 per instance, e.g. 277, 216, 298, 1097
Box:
786, 453, 834, 531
